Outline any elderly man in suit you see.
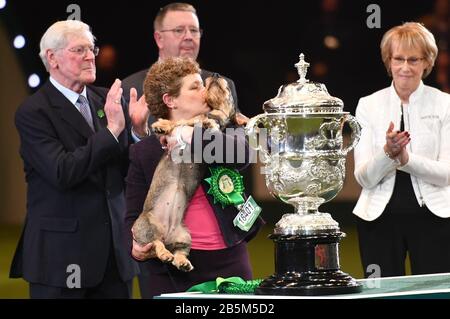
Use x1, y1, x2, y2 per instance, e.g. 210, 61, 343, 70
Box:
121, 2, 239, 122
10, 19, 149, 298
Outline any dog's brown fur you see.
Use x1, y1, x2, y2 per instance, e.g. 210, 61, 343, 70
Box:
132, 76, 247, 271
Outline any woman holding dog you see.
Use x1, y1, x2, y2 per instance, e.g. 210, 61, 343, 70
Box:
125, 57, 263, 298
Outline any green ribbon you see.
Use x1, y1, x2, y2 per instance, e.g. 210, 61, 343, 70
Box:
205, 167, 245, 208
187, 277, 263, 294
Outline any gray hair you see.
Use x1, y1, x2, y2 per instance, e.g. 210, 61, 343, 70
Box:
39, 20, 95, 71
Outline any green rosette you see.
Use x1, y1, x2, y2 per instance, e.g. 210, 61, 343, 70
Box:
205, 166, 245, 208
97, 109, 105, 119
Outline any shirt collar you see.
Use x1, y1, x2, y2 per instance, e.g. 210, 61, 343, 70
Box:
389, 80, 424, 104
49, 76, 87, 105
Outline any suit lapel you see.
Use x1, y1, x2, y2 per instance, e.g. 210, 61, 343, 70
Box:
45, 81, 94, 139
43, 81, 107, 189
86, 86, 107, 131
85, 86, 109, 189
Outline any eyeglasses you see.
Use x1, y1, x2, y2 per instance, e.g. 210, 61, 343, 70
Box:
391, 56, 424, 66
159, 26, 203, 39
67, 45, 100, 57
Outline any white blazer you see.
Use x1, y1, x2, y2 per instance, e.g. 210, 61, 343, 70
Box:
353, 81, 450, 221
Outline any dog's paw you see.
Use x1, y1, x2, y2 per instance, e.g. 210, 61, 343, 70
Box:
152, 119, 174, 135
157, 249, 175, 263
235, 112, 249, 126
172, 255, 194, 272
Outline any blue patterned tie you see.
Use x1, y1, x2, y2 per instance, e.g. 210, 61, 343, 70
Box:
77, 95, 95, 131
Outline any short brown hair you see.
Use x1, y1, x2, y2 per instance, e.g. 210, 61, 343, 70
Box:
154, 3, 197, 31
144, 57, 200, 119
380, 22, 438, 78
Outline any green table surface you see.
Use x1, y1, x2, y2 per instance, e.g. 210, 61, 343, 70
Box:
157, 272, 450, 299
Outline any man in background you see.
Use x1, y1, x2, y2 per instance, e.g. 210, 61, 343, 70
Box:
122, 2, 239, 124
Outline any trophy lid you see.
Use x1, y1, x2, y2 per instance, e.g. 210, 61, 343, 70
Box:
263, 53, 344, 114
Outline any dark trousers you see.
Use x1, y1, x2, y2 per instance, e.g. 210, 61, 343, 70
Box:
138, 242, 253, 299
29, 247, 132, 299
357, 205, 450, 278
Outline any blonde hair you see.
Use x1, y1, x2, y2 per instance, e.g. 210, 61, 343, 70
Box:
380, 22, 438, 78
143, 57, 200, 119
39, 20, 95, 71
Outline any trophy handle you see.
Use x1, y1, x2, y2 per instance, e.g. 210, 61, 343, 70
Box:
342, 114, 361, 154
245, 114, 270, 162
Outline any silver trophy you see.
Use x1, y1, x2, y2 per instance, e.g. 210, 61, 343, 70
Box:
246, 53, 362, 295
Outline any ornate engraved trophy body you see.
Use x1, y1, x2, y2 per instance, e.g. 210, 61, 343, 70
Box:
246, 54, 362, 295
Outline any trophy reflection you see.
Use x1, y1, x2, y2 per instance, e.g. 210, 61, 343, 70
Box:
246, 54, 362, 295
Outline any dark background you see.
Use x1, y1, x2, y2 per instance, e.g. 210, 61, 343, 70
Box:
1, 0, 444, 117
0, 1, 448, 295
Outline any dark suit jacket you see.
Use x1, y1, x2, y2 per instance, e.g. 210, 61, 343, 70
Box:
125, 126, 264, 275
10, 80, 139, 288
122, 68, 239, 125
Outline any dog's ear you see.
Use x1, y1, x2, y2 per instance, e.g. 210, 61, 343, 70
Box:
205, 73, 221, 89
204, 76, 215, 89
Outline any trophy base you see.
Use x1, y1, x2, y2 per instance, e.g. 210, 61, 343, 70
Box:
255, 231, 362, 296
255, 270, 362, 296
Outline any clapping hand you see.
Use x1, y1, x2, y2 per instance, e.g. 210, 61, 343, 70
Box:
384, 121, 410, 165
105, 79, 125, 138
129, 88, 149, 137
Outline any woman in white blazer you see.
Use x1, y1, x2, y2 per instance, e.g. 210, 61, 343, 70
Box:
353, 22, 450, 277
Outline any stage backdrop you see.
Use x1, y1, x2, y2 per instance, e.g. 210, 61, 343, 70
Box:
0, 22, 28, 225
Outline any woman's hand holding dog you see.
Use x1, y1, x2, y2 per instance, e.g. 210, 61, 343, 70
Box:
161, 125, 194, 152
132, 240, 154, 261
131, 228, 155, 261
